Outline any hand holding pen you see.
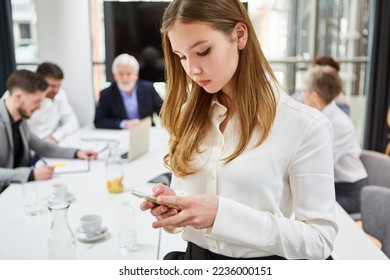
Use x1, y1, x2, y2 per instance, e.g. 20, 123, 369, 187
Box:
33, 158, 55, 181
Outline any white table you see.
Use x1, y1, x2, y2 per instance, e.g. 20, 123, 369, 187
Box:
0, 128, 387, 260
332, 203, 388, 260
0, 127, 170, 260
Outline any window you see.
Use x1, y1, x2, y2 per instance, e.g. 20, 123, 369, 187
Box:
18, 23, 31, 40
11, 0, 38, 68
247, 0, 370, 142
90, 0, 370, 141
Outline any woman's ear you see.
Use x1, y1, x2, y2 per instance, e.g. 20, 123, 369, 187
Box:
234, 22, 248, 50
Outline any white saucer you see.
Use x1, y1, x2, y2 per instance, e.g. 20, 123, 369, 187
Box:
76, 226, 108, 242
48, 192, 75, 204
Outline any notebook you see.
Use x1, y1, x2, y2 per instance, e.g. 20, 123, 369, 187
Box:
121, 116, 152, 161
39, 158, 90, 174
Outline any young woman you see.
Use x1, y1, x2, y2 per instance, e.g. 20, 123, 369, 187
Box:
140, 0, 337, 260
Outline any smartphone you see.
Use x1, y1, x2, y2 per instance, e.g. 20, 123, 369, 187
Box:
131, 190, 180, 210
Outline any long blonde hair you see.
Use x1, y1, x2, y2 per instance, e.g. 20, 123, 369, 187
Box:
161, 0, 277, 177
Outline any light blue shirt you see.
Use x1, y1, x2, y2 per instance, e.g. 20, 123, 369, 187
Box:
118, 86, 140, 128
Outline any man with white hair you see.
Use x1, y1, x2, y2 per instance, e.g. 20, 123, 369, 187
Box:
94, 54, 163, 129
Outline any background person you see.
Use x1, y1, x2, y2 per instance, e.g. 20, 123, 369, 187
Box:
303, 65, 368, 214
0, 70, 96, 193
1, 63, 79, 144
140, 0, 337, 260
28, 62, 80, 144
139, 46, 166, 83
292, 55, 351, 116
94, 54, 163, 129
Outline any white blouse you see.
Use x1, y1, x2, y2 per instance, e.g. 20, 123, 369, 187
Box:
170, 93, 338, 259
321, 101, 367, 183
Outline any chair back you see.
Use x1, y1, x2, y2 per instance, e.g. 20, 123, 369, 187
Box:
360, 150, 390, 187
361, 186, 390, 258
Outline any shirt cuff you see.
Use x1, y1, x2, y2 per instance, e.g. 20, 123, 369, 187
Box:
119, 120, 128, 129
74, 150, 79, 158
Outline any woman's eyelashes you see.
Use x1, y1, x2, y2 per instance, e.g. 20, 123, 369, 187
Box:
178, 47, 211, 60
197, 47, 211, 57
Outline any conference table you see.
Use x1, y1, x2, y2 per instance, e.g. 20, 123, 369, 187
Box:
0, 127, 169, 260
0, 127, 387, 260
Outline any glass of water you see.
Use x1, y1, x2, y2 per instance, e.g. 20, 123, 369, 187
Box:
22, 182, 40, 216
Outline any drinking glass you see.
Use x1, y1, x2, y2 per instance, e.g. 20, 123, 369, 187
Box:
22, 182, 40, 216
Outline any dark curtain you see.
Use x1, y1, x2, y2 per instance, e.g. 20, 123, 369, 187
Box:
363, 0, 390, 152
0, 0, 16, 97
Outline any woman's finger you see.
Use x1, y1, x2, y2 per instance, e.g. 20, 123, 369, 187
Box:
152, 209, 189, 228
155, 195, 185, 209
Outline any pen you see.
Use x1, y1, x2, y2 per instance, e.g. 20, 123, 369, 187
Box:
40, 158, 48, 165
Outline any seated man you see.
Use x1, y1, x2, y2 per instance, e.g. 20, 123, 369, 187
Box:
303, 65, 368, 214
1, 63, 79, 144
0, 70, 96, 193
94, 54, 163, 129
28, 62, 80, 144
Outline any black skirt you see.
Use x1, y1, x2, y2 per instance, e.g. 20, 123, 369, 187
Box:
163, 242, 287, 260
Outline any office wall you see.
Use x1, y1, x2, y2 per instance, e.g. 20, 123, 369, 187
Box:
35, 0, 95, 127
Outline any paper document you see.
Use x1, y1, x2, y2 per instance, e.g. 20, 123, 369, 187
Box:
41, 158, 90, 174
59, 140, 108, 153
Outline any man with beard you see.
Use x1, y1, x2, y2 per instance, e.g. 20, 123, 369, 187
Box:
1, 63, 79, 144
94, 54, 163, 129
0, 70, 97, 193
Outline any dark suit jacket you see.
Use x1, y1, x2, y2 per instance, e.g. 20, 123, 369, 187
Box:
94, 80, 163, 129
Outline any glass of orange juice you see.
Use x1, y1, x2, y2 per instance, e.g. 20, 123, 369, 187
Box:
106, 142, 124, 193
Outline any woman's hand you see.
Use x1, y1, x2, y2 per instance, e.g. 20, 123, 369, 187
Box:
139, 183, 178, 216
152, 194, 219, 230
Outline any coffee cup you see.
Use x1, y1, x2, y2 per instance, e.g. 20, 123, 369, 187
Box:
52, 183, 68, 200
80, 214, 102, 234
